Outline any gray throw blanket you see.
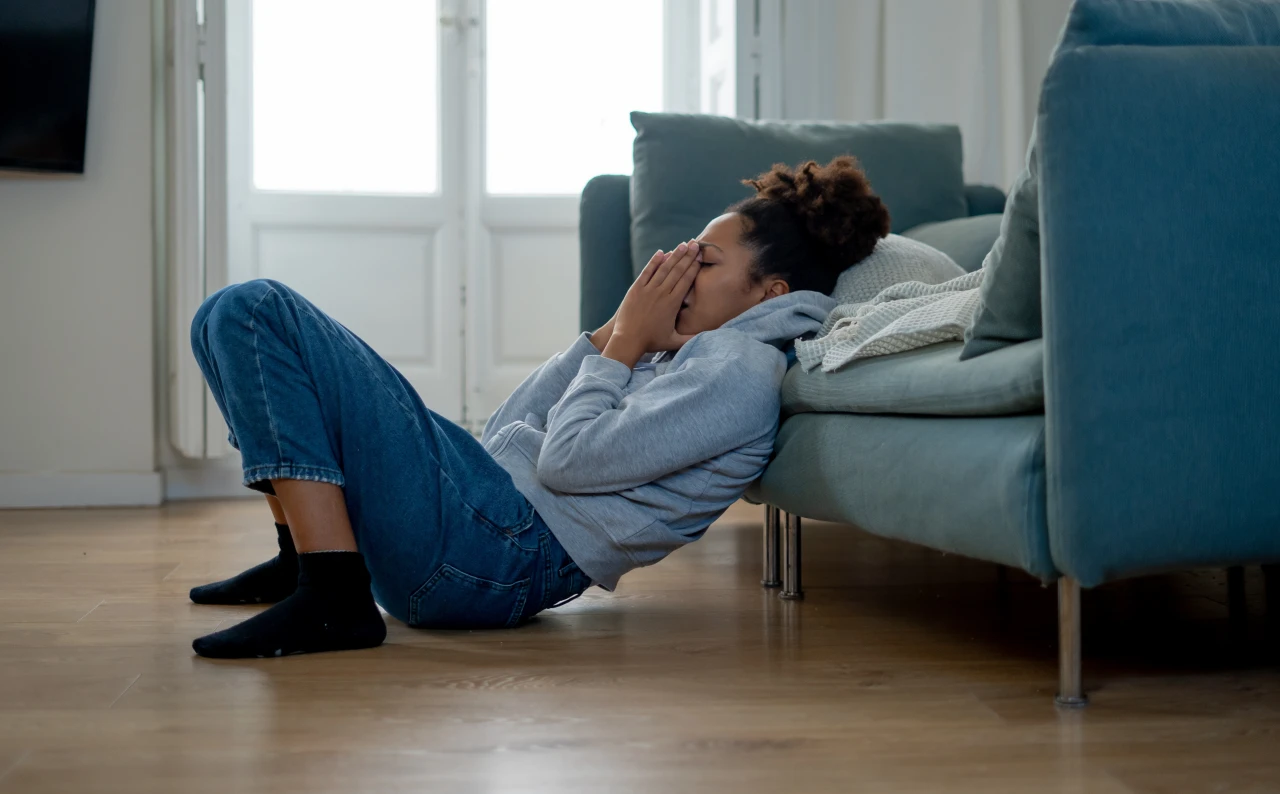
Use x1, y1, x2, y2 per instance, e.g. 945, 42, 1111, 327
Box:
795, 269, 987, 373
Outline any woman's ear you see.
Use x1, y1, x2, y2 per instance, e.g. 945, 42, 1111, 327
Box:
761, 279, 790, 301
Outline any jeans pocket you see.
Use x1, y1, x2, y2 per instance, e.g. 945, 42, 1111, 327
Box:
408, 564, 532, 629
546, 560, 590, 609
454, 485, 539, 552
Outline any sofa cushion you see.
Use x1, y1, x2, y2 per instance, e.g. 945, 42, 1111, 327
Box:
962, 0, 1280, 362
744, 412, 1054, 581
629, 112, 968, 276
902, 214, 1003, 273
782, 339, 1042, 417
965, 184, 1007, 216
960, 124, 1042, 360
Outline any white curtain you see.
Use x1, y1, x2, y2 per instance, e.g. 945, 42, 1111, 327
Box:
782, 0, 1070, 191
883, 0, 1025, 190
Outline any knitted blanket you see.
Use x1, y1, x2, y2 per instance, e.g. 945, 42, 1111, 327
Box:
795, 268, 986, 372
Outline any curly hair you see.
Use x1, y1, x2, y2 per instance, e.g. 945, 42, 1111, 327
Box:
727, 155, 891, 295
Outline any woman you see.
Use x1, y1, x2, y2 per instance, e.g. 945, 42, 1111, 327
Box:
187, 155, 890, 658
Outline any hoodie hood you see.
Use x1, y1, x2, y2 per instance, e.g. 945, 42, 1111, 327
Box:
719, 289, 837, 349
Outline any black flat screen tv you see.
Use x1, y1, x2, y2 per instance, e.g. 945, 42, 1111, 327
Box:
0, 1, 96, 174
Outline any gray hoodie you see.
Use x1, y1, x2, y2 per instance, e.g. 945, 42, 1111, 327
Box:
481, 290, 837, 590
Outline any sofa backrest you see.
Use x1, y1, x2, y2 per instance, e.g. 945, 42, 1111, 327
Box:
627, 112, 970, 277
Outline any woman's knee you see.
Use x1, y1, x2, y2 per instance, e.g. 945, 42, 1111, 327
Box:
190, 283, 240, 361
193, 279, 284, 352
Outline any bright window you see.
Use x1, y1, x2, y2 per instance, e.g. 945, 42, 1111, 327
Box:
485, 0, 665, 195
252, 0, 440, 194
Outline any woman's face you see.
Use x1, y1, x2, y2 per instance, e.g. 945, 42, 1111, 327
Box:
675, 213, 790, 336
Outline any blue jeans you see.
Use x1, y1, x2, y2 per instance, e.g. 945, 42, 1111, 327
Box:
190, 279, 590, 628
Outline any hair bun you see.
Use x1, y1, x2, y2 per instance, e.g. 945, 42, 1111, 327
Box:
743, 155, 891, 264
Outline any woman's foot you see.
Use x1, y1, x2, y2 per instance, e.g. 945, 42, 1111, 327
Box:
190, 523, 299, 605
192, 551, 386, 658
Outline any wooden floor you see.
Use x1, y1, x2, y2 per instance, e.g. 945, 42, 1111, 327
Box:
0, 500, 1277, 793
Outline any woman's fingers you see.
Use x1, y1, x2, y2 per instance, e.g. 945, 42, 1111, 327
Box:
638, 249, 665, 284
669, 242, 700, 293
673, 246, 700, 294
653, 241, 689, 286
653, 241, 698, 291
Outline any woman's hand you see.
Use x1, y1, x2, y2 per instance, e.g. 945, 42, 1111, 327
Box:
589, 315, 615, 353
602, 241, 700, 369
589, 247, 682, 352
589, 301, 629, 353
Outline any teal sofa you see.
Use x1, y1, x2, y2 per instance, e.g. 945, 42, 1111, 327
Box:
578, 1, 1280, 707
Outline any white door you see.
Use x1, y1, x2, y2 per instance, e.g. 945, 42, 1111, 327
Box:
177, 0, 702, 461
225, 0, 466, 422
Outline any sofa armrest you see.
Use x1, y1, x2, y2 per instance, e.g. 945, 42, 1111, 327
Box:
579, 175, 634, 333
964, 184, 1006, 217
1041, 46, 1280, 586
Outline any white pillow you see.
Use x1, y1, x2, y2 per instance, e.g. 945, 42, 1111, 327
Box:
829, 234, 963, 306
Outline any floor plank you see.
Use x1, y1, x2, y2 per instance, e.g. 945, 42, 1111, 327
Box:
0, 499, 1277, 792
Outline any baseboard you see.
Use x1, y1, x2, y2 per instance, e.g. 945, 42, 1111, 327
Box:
164, 458, 257, 501
0, 472, 164, 508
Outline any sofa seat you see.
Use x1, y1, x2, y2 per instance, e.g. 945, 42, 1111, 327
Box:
744, 412, 1056, 581
782, 339, 1043, 417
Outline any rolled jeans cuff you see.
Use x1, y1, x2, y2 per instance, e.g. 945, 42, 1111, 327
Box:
242, 463, 346, 495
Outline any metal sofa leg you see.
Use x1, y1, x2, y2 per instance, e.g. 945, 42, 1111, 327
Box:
1056, 577, 1088, 708
762, 506, 781, 587
1264, 564, 1280, 647
780, 513, 804, 600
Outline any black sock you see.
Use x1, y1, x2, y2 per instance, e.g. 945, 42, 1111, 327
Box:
190, 523, 299, 605
191, 550, 386, 659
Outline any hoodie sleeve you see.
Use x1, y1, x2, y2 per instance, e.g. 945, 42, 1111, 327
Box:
481, 332, 602, 446
535, 351, 773, 494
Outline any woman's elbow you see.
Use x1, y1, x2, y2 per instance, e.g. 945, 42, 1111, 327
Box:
536, 452, 620, 494
535, 458, 582, 493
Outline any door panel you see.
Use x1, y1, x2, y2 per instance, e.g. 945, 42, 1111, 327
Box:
254, 228, 439, 360
466, 217, 582, 427
489, 230, 579, 362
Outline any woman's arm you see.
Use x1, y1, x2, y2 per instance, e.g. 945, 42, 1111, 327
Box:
535, 350, 775, 494
480, 327, 612, 446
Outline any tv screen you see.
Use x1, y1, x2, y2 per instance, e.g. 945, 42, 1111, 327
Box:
0, 1, 96, 174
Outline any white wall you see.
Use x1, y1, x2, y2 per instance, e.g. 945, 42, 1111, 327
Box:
0, 2, 160, 507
